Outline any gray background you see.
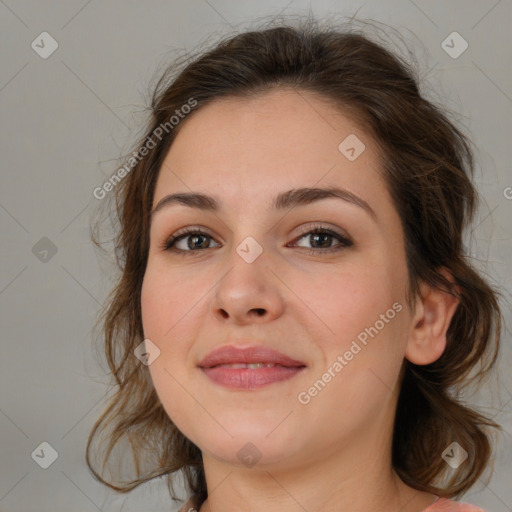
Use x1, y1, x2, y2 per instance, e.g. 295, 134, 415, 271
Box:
1, 1, 511, 511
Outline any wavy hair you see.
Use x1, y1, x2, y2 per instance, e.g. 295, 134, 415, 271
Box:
86, 14, 503, 509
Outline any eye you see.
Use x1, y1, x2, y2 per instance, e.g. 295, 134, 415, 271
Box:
161, 227, 220, 253
290, 224, 353, 255
160, 223, 352, 256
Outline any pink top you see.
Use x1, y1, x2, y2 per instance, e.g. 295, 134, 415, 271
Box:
425, 497, 487, 511
177, 496, 488, 511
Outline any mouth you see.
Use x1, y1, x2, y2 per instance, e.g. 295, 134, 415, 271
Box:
200, 365, 306, 389
209, 362, 292, 369
198, 344, 307, 390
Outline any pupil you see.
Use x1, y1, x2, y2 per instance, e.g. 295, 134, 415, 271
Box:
312, 233, 331, 248
190, 235, 208, 249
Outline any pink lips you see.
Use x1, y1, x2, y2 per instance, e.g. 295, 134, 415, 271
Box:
198, 345, 307, 390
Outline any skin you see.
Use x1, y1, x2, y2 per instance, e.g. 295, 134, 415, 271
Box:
141, 88, 460, 512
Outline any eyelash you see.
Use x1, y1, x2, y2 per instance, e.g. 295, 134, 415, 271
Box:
160, 223, 353, 256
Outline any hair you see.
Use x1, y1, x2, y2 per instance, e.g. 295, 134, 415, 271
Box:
86, 13, 503, 510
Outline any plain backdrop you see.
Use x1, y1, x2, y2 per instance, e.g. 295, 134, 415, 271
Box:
1, 1, 511, 511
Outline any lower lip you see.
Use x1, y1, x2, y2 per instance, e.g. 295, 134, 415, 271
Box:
200, 366, 306, 390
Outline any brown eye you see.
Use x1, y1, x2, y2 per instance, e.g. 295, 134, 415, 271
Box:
163, 229, 220, 252
290, 225, 353, 255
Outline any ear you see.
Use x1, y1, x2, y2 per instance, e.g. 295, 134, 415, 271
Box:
405, 268, 460, 365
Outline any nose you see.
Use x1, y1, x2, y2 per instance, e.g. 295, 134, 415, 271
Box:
210, 248, 285, 325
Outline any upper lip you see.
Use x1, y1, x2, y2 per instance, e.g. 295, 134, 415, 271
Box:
198, 344, 307, 368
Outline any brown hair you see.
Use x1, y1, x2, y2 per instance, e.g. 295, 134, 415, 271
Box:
86, 14, 503, 509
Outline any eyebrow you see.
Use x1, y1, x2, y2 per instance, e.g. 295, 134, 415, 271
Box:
151, 186, 377, 222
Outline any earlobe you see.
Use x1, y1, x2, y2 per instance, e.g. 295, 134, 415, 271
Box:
405, 269, 460, 366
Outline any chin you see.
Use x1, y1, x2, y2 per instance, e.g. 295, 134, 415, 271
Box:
189, 419, 304, 467
203, 437, 300, 468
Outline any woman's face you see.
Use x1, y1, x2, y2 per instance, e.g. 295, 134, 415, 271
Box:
141, 88, 414, 470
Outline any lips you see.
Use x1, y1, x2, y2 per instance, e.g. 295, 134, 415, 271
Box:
197, 344, 306, 369
198, 344, 307, 390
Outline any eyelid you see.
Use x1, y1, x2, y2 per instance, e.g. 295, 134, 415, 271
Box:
289, 224, 353, 251
159, 225, 217, 251
160, 222, 353, 253
293, 222, 351, 241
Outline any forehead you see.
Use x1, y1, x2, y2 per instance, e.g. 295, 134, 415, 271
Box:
154, 88, 387, 212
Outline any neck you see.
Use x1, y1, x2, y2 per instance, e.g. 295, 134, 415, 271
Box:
197, 437, 434, 512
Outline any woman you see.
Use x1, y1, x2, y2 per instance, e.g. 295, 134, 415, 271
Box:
87, 15, 502, 512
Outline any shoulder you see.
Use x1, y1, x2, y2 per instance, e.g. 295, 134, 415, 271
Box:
425, 497, 488, 511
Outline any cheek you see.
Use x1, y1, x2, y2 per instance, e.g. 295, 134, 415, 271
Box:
291, 261, 407, 384
290, 262, 386, 339
141, 260, 198, 340
141, 266, 191, 388
141, 271, 168, 342
141, 266, 197, 430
